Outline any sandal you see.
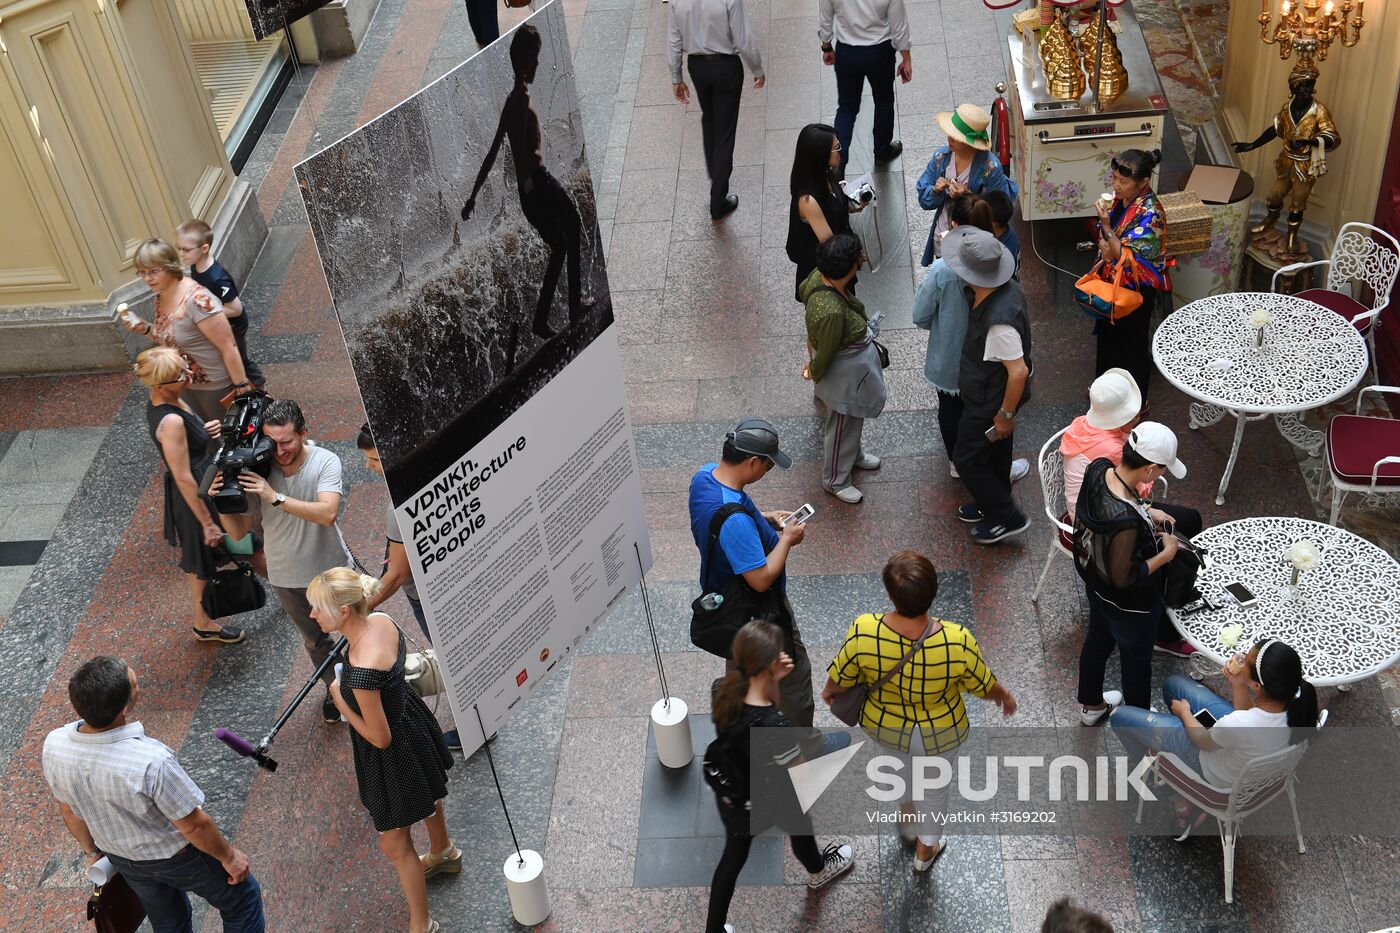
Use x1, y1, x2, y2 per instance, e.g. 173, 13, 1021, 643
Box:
420, 844, 462, 878
192, 625, 245, 644
912, 840, 947, 873
424, 921, 440, 933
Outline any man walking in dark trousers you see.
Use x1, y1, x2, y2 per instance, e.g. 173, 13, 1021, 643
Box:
820, 0, 912, 178
669, 0, 765, 220
943, 226, 1033, 546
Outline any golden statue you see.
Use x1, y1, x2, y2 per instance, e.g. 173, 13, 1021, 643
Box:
1234, 61, 1341, 256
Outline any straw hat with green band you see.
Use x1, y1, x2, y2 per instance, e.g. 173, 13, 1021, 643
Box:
936, 103, 993, 152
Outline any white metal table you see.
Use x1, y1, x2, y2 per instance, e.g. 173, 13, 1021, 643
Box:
1152, 292, 1368, 505
1168, 517, 1400, 688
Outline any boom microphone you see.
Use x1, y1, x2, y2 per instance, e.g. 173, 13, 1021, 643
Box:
216, 727, 278, 772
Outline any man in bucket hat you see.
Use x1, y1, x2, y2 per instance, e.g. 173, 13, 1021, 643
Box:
688, 419, 817, 726
943, 227, 1032, 545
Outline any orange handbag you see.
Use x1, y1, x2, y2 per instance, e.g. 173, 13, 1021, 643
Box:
1073, 252, 1144, 322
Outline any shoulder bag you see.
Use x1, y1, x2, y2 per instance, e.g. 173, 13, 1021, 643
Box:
690, 503, 794, 658
377, 613, 447, 700
829, 615, 935, 726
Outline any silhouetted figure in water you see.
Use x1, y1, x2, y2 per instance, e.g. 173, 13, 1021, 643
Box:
463, 24, 591, 340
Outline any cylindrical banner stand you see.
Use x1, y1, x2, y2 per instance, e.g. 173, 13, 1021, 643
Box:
503, 849, 550, 926
652, 697, 693, 769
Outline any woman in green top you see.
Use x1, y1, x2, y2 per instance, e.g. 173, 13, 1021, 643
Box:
824, 551, 1017, 871
799, 233, 885, 505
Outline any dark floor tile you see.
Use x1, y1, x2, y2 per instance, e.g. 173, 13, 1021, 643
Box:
634, 834, 782, 887
637, 755, 701, 838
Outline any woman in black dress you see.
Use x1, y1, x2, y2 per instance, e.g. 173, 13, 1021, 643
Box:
311, 568, 455, 933
135, 346, 244, 644
787, 123, 864, 301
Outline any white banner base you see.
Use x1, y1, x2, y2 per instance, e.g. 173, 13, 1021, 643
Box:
503, 849, 550, 925
651, 697, 693, 769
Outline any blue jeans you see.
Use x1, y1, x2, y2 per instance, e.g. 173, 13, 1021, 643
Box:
833, 40, 896, 177
107, 845, 264, 933
1109, 674, 1237, 776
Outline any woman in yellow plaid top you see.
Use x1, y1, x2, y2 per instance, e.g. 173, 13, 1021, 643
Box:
824, 551, 1016, 872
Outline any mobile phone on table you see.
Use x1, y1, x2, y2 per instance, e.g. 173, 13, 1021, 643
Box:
1222, 582, 1257, 607
1193, 709, 1218, 729
781, 503, 815, 527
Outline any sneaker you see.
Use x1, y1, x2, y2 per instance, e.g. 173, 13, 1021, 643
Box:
820, 732, 852, 755
1080, 689, 1124, 726
724, 926, 735, 933
957, 503, 984, 524
322, 690, 342, 724
971, 517, 1031, 545
807, 842, 855, 890
443, 729, 463, 752
1009, 458, 1030, 484
949, 462, 960, 479
1154, 639, 1198, 658
828, 485, 863, 504
855, 451, 881, 470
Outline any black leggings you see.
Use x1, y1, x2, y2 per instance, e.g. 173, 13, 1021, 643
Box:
706, 831, 823, 932
464, 0, 499, 46
1094, 287, 1156, 397
519, 168, 584, 331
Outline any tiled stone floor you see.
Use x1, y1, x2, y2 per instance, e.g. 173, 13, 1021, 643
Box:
2, 0, 1398, 930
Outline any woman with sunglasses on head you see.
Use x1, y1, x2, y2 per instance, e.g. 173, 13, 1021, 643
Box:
1109, 638, 1317, 835
135, 346, 245, 645
1092, 149, 1167, 397
122, 239, 250, 424
787, 123, 865, 303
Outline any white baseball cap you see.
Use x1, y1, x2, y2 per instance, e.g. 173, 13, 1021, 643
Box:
1085, 368, 1142, 430
1128, 422, 1187, 478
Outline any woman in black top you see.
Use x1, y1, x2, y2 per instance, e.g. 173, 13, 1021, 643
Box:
1075, 423, 1185, 718
705, 621, 854, 933
135, 346, 244, 645
312, 567, 456, 933
787, 123, 863, 301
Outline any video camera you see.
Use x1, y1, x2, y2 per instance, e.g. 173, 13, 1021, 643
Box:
200, 391, 275, 514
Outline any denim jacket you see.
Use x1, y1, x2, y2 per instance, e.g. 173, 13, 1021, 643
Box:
915, 147, 1018, 266
911, 260, 968, 394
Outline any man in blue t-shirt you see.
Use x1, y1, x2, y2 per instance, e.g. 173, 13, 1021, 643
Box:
688, 418, 814, 727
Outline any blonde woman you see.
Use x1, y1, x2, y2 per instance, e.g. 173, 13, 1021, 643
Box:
135, 346, 245, 644
122, 238, 249, 422
308, 568, 456, 933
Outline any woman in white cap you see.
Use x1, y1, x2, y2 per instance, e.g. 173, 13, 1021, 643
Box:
1062, 368, 1145, 523
1074, 422, 1186, 722
915, 103, 1018, 267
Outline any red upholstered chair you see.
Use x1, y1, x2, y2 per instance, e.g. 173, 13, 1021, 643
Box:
1273, 222, 1400, 385
1134, 743, 1309, 904
1324, 384, 1400, 525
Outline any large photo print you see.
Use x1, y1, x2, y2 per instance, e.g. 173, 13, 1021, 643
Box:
297, 3, 611, 502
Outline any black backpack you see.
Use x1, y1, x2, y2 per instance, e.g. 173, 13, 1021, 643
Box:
690, 503, 793, 658
702, 733, 749, 808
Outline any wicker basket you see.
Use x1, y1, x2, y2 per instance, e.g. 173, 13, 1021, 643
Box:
1158, 191, 1212, 256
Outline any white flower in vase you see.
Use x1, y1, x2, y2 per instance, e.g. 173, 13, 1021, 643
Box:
1249, 308, 1273, 329
1220, 623, 1244, 648
1287, 539, 1320, 570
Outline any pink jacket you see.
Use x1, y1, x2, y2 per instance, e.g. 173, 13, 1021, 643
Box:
1060, 417, 1151, 520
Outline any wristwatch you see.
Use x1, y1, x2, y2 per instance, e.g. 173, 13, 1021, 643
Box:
272, 493, 286, 508
821, 42, 833, 52
998, 408, 1016, 420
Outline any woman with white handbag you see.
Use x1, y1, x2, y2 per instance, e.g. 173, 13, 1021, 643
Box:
309, 568, 457, 933
822, 551, 1017, 871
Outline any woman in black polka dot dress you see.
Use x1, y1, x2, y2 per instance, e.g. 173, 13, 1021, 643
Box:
310, 567, 457, 933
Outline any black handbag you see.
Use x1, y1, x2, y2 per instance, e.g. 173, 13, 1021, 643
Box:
87, 873, 146, 933
200, 560, 267, 619
1160, 533, 1206, 609
690, 504, 794, 658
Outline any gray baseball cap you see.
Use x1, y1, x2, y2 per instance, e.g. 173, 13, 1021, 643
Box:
727, 418, 791, 469
942, 226, 1016, 289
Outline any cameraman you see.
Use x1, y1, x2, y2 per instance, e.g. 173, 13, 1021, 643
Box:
218, 400, 351, 723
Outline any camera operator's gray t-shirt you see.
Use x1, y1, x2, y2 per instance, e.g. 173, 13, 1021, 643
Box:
384, 502, 419, 602
253, 444, 350, 589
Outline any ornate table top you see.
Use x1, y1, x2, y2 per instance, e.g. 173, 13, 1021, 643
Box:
1152, 292, 1367, 413
1170, 516, 1400, 686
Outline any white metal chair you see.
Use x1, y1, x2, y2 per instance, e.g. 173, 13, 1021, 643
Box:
1322, 385, 1400, 525
1030, 427, 1165, 603
1274, 221, 1400, 385
1135, 742, 1309, 903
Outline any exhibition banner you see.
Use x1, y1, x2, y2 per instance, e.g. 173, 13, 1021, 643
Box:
296, 2, 650, 758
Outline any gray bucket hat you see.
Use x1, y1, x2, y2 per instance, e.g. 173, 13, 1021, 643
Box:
942, 226, 1016, 289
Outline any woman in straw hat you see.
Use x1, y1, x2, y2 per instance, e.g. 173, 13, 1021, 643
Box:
915, 103, 1018, 267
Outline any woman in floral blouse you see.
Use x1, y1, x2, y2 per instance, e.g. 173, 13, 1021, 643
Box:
1094, 148, 1167, 396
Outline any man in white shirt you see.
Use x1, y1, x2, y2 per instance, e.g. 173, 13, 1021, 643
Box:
669, 0, 765, 219
819, 0, 913, 177
42, 657, 265, 931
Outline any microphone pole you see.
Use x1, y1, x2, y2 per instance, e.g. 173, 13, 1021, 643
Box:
216, 636, 348, 772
